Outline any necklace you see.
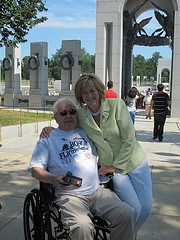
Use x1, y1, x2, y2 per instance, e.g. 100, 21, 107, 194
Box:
89, 107, 101, 117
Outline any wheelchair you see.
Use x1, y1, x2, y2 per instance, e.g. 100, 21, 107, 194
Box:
23, 180, 112, 240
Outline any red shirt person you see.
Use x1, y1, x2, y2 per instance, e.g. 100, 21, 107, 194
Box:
105, 81, 118, 98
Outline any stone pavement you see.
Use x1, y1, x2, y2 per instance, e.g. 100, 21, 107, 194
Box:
0, 109, 180, 240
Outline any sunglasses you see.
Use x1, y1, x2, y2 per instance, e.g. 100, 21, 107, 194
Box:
59, 109, 77, 116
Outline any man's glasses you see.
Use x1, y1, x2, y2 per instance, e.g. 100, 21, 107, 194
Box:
59, 109, 77, 116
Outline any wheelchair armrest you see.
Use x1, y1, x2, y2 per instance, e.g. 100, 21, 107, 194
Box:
40, 181, 56, 204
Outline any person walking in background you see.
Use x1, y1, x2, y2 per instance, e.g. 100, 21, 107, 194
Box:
137, 93, 144, 109
143, 91, 152, 119
146, 88, 152, 95
148, 83, 170, 142
105, 80, 118, 98
125, 87, 139, 124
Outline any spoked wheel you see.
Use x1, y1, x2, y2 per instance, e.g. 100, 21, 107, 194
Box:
23, 189, 52, 240
93, 217, 110, 240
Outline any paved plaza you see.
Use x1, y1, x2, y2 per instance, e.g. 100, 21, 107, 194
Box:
0, 109, 180, 240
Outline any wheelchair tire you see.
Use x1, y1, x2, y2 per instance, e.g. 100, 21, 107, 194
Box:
23, 189, 52, 240
93, 216, 110, 240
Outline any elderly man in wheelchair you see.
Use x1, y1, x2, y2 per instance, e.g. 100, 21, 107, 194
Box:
24, 98, 134, 240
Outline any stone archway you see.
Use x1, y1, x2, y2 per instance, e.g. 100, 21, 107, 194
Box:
157, 58, 171, 86
122, 0, 174, 97
96, 0, 180, 118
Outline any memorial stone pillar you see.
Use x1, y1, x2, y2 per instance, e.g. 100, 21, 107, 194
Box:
61, 40, 81, 90
29, 42, 48, 107
60, 40, 81, 102
150, 76, 154, 86
136, 76, 140, 87
143, 76, 147, 86
4, 45, 21, 107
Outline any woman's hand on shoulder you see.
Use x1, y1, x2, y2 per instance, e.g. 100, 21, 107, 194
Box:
40, 126, 54, 139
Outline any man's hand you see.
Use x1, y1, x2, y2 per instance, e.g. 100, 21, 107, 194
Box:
32, 167, 72, 191
98, 166, 117, 176
54, 175, 73, 190
40, 126, 54, 139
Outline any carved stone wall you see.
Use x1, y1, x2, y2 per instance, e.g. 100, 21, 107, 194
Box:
157, 58, 171, 86
96, 0, 180, 118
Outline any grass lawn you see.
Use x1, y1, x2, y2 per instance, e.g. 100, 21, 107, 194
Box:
0, 109, 54, 127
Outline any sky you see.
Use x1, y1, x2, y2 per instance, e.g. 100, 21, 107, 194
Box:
0, 0, 172, 60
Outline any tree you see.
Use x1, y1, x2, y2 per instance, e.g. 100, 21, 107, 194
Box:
22, 56, 30, 80
144, 52, 162, 81
0, 61, 5, 82
0, 0, 48, 47
81, 48, 95, 73
49, 49, 62, 80
133, 52, 163, 83
133, 54, 146, 83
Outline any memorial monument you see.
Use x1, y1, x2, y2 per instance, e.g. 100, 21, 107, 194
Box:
29, 42, 48, 107
2, 40, 81, 107
157, 58, 171, 87
96, 0, 180, 118
3, 45, 21, 107
59, 40, 81, 102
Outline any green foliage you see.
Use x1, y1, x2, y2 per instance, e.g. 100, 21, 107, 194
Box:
133, 51, 163, 82
133, 54, 146, 80
0, 0, 48, 47
49, 48, 62, 80
22, 56, 30, 80
0, 63, 5, 82
81, 48, 95, 73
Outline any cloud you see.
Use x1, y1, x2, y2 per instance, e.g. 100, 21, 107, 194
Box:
37, 0, 96, 29
38, 12, 96, 29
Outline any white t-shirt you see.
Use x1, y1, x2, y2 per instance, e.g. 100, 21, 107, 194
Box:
143, 95, 152, 105
29, 127, 100, 195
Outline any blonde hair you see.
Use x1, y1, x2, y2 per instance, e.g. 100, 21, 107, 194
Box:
74, 73, 106, 106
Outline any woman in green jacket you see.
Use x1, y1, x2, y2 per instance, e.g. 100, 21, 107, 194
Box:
41, 73, 152, 234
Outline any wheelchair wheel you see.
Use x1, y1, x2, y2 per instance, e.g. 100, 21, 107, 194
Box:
93, 216, 110, 240
23, 189, 52, 240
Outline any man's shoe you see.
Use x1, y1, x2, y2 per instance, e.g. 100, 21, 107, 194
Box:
153, 137, 157, 140
159, 139, 163, 142
146, 116, 148, 119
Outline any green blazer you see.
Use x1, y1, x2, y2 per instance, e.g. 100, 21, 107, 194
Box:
77, 98, 145, 175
